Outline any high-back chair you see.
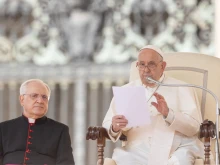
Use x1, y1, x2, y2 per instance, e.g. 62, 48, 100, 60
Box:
87, 52, 220, 165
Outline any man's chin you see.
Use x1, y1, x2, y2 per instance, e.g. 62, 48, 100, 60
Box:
141, 78, 156, 87
33, 110, 46, 116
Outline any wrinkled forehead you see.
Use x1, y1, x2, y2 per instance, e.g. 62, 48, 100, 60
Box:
26, 81, 49, 94
138, 49, 162, 62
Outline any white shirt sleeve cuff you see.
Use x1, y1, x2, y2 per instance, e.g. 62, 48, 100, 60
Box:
109, 124, 121, 137
164, 109, 175, 124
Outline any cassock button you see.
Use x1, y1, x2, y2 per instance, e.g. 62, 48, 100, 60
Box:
28, 136, 32, 139
25, 157, 29, 160
26, 149, 31, 153
28, 142, 32, 144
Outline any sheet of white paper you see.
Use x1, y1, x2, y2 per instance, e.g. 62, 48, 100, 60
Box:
112, 86, 151, 127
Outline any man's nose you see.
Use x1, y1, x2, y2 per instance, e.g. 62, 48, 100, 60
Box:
36, 95, 44, 102
143, 66, 150, 72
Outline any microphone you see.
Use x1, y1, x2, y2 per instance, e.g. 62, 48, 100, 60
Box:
145, 76, 155, 84
146, 76, 220, 165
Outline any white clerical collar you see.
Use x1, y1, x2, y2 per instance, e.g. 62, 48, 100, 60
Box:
28, 118, 36, 123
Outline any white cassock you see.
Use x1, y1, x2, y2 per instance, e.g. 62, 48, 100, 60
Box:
102, 74, 204, 165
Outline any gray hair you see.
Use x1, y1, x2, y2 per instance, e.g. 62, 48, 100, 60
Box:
20, 79, 51, 99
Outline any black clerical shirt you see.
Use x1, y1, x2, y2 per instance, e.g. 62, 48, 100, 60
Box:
0, 115, 75, 165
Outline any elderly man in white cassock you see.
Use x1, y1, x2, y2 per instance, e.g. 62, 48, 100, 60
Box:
102, 45, 204, 165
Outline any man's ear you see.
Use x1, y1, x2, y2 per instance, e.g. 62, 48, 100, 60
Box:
19, 95, 24, 106
162, 61, 167, 71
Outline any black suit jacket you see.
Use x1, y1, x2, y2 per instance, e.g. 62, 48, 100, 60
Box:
0, 115, 75, 165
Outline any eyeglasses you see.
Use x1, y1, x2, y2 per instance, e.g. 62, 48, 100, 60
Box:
23, 93, 49, 101
137, 61, 162, 71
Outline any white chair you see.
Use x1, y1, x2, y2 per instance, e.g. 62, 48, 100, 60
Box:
87, 52, 220, 165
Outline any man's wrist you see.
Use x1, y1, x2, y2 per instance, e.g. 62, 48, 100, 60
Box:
164, 108, 175, 123
111, 124, 119, 133
110, 124, 120, 137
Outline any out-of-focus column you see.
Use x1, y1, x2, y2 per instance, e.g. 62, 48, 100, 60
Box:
215, 0, 220, 58
47, 81, 56, 120
8, 81, 18, 119
100, 80, 112, 120
73, 72, 87, 165
86, 79, 99, 165
88, 80, 99, 124
59, 81, 69, 126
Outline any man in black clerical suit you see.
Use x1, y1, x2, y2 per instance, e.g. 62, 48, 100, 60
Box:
0, 79, 75, 165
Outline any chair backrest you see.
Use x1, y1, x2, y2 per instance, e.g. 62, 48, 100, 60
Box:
130, 52, 220, 125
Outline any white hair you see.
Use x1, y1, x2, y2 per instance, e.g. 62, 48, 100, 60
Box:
20, 79, 51, 99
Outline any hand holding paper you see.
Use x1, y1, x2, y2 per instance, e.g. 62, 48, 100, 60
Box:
112, 86, 151, 127
112, 115, 128, 132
